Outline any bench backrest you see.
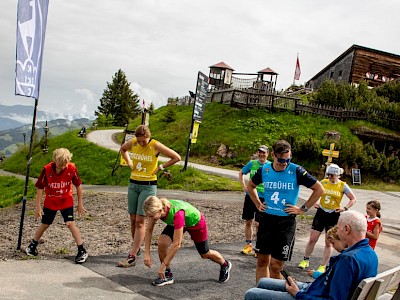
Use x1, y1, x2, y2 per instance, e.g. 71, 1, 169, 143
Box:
351, 265, 400, 300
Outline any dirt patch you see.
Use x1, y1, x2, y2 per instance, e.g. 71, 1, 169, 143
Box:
0, 191, 312, 260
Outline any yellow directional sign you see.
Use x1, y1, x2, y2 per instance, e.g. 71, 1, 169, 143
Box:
322, 149, 339, 158
322, 143, 339, 167
322, 143, 339, 158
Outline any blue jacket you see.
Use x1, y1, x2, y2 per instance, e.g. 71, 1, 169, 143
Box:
296, 238, 378, 300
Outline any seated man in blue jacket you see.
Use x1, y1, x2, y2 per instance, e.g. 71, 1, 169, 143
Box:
244, 210, 378, 300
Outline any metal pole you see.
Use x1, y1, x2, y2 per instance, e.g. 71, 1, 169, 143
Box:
182, 118, 194, 171
17, 98, 39, 250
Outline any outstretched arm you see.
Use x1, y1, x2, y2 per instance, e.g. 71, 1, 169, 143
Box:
144, 218, 157, 268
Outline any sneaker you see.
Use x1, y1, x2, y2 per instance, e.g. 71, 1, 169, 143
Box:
241, 244, 253, 255
25, 242, 38, 256
117, 254, 136, 268
298, 259, 310, 269
136, 248, 142, 257
75, 248, 88, 264
219, 260, 232, 283
152, 275, 174, 286
317, 265, 326, 273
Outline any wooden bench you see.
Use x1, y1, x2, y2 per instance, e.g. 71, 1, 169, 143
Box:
351, 265, 400, 299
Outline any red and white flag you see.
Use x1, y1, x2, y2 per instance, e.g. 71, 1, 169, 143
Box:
294, 55, 301, 81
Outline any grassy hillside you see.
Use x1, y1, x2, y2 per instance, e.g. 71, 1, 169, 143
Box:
127, 102, 400, 187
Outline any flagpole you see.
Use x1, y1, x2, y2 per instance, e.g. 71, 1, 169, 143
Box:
17, 97, 39, 250
293, 55, 296, 86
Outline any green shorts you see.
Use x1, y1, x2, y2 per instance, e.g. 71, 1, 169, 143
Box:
127, 182, 157, 215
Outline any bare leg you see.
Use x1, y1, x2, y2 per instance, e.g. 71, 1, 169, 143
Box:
130, 214, 136, 242
256, 253, 271, 283
129, 214, 145, 256
200, 249, 225, 265
66, 221, 83, 245
304, 229, 322, 258
157, 234, 172, 262
270, 257, 284, 279
245, 219, 253, 241
33, 224, 50, 241
321, 237, 334, 266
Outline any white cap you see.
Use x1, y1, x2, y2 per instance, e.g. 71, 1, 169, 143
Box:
327, 164, 343, 175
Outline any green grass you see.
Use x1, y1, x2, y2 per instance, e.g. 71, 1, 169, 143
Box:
0, 176, 36, 208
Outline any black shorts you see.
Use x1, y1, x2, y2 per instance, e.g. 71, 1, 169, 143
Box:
161, 225, 210, 255
256, 213, 296, 261
311, 208, 340, 233
242, 194, 262, 222
41, 206, 74, 225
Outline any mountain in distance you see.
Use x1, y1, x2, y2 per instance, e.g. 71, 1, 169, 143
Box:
0, 104, 94, 131
0, 114, 94, 156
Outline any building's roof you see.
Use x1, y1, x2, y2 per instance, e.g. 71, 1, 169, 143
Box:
209, 61, 234, 70
307, 44, 400, 82
258, 67, 278, 75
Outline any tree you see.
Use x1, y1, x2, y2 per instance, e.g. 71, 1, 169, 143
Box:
95, 69, 140, 126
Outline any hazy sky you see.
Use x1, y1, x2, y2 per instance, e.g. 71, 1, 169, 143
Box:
1, 0, 399, 120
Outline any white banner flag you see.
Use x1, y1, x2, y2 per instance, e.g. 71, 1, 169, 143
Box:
15, 0, 49, 99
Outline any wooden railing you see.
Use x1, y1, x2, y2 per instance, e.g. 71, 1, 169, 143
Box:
207, 89, 400, 131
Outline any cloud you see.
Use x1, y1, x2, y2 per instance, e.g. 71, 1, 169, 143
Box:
1, 0, 400, 120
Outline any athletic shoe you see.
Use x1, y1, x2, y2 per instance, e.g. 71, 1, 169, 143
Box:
298, 259, 309, 269
241, 244, 253, 255
117, 254, 136, 267
219, 260, 232, 283
317, 265, 326, 273
25, 242, 38, 256
136, 248, 142, 257
75, 248, 88, 264
152, 275, 174, 286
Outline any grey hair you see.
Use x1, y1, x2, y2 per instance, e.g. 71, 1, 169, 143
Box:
338, 210, 367, 234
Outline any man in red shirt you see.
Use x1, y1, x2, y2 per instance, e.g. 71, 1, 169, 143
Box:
25, 148, 88, 263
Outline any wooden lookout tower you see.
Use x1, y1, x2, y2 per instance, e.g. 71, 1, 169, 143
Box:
208, 62, 234, 90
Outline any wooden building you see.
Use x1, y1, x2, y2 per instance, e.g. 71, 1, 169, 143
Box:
306, 45, 400, 90
208, 62, 234, 90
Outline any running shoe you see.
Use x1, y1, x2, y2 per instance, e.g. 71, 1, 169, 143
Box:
75, 248, 88, 264
117, 253, 136, 267
219, 260, 232, 283
152, 275, 174, 286
298, 259, 310, 269
25, 241, 38, 256
317, 265, 326, 273
241, 244, 253, 255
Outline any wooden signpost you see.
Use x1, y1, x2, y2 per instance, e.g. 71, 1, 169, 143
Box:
322, 143, 340, 177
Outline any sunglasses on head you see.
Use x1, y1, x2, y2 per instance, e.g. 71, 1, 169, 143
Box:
276, 157, 291, 164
